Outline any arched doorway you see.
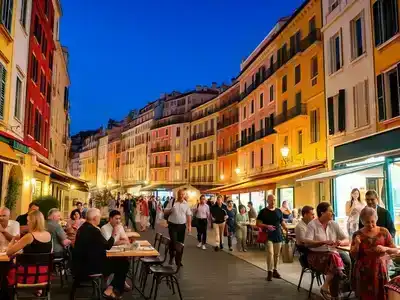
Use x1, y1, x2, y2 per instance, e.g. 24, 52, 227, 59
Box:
5, 165, 23, 217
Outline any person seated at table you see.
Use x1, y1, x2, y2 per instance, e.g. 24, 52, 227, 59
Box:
385, 277, 400, 300
0, 207, 20, 245
73, 208, 127, 299
359, 190, 396, 238
351, 206, 398, 300
101, 210, 129, 246
304, 202, 349, 300
291, 207, 302, 225
280, 201, 292, 221
6, 210, 52, 295
66, 209, 85, 246
16, 202, 39, 234
47, 208, 71, 258
294, 205, 314, 251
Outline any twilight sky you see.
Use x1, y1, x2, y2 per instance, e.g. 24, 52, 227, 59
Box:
61, 0, 304, 134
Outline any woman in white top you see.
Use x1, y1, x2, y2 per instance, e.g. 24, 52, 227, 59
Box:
194, 195, 210, 250
346, 188, 365, 237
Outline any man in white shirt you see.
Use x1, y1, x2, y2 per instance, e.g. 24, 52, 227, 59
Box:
101, 210, 129, 246
164, 189, 192, 265
295, 205, 315, 246
0, 207, 20, 245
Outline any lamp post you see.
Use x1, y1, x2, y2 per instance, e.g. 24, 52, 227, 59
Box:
280, 146, 290, 166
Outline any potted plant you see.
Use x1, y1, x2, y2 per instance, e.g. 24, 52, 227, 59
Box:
35, 195, 60, 217
92, 188, 113, 217
4, 177, 21, 212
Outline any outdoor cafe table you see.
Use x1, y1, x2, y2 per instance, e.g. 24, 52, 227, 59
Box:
107, 241, 159, 299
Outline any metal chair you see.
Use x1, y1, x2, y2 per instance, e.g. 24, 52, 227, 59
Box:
69, 274, 103, 300
149, 242, 184, 300
134, 232, 163, 278
11, 252, 53, 300
139, 236, 171, 291
53, 248, 70, 288
297, 248, 324, 299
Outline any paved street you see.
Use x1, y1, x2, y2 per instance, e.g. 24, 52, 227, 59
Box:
48, 225, 319, 300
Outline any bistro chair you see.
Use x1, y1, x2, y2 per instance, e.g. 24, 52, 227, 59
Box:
296, 247, 324, 299
69, 274, 102, 300
148, 242, 184, 300
11, 252, 53, 300
139, 236, 171, 291
135, 232, 163, 277
53, 247, 71, 288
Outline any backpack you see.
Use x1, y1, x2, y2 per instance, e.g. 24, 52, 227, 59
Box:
164, 198, 176, 221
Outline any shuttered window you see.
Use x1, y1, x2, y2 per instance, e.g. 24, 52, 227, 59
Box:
373, 0, 399, 47
295, 65, 301, 84
20, 0, 27, 29
1, 0, 13, 33
338, 89, 346, 132
377, 74, 386, 121
328, 97, 335, 135
353, 80, 370, 128
282, 75, 287, 93
310, 109, 320, 143
0, 63, 6, 119
34, 109, 42, 142
260, 148, 264, 167
14, 77, 22, 119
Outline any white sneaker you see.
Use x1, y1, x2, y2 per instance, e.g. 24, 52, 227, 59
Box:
202, 245, 206, 250
197, 242, 202, 248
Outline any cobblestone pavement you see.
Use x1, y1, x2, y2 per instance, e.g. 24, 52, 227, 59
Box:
47, 225, 320, 299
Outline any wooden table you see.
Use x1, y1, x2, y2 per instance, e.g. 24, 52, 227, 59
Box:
0, 254, 8, 262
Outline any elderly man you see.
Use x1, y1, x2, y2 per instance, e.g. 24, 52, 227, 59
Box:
164, 189, 192, 265
47, 208, 71, 258
16, 202, 39, 233
73, 208, 128, 298
0, 207, 20, 244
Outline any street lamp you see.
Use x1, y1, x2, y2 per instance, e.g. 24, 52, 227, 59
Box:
220, 174, 225, 180
280, 146, 290, 165
235, 168, 241, 175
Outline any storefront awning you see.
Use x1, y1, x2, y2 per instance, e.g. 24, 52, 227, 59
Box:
296, 162, 383, 182
0, 143, 18, 165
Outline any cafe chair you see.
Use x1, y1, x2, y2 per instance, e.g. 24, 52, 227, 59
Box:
53, 248, 70, 288
69, 274, 102, 300
148, 242, 184, 300
139, 236, 170, 291
10, 252, 53, 300
135, 232, 163, 277
297, 248, 324, 299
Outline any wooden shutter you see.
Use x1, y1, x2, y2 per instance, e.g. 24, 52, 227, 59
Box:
328, 97, 335, 135
377, 74, 386, 121
0, 64, 6, 119
338, 89, 346, 132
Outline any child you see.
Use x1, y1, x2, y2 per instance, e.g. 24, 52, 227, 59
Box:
235, 205, 249, 252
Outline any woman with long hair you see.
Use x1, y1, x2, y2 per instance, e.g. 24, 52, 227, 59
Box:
346, 188, 365, 237
66, 208, 85, 246
280, 201, 292, 221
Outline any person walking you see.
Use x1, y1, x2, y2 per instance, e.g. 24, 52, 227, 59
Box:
164, 189, 192, 265
346, 188, 365, 237
149, 196, 157, 230
236, 205, 249, 252
257, 194, 288, 281
123, 194, 137, 231
194, 195, 210, 250
226, 201, 236, 251
211, 195, 228, 251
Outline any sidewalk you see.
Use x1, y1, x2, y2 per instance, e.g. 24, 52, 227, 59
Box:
190, 226, 321, 296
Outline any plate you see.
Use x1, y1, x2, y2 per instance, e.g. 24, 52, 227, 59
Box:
138, 246, 154, 251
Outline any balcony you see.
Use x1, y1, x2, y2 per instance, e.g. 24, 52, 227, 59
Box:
275, 104, 308, 126
217, 95, 241, 111
217, 141, 240, 157
151, 115, 190, 130
190, 176, 214, 183
240, 29, 321, 101
239, 128, 275, 148
190, 153, 215, 163
191, 129, 215, 141
192, 107, 218, 122
151, 145, 171, 153
150, 162, 170, 169
217, 115, 239, 130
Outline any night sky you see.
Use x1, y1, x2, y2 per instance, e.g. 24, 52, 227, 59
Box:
61, 0, 304, 134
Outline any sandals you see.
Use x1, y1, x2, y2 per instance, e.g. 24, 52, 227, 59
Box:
320, 287, 331, 300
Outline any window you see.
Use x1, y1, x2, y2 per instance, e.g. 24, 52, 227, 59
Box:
44, 121, 49, 148
41, 37, 47, 57
311, 56, 318, 86
310, 109, 320, 143
282, 75, 287, 93
260, 148, 264, 167
243, 106, 247, 119
47, 82, 51, 103
327, 89, 346, 135
44, 0, 50, 17
260, 93, 264, 108
329, 0, 339, 12
165, 128, 168, 135
330, 31, 343, 73
1, 0, 13, 33
40, 70, 46, 95
34, 109, 42, 142
284, 136, 288, 146
377, 65, 400, 121
353, 80, 369, 128
0, 63, 6, 119
176, 127, 180, 137
296, 92, 302, 110
20, 0, 28, 29
49, 51, 53, 70
373, 0, 399, 47
282, 100, 288, 117
251, 151, 255, 169
269, 85, 274, 101
27, 101, 33, 135
34, 15, 42, 43
31, 55, 38, 83
184, 169, 188, 179
295, 65, 301, 84
14, 77, 22, 120
271, 144, 275, 164
251, 99, 254, 114
298, 131, 303, 154
351, 13, 365, 59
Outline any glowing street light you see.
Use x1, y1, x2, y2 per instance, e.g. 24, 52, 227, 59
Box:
235, 168, 241, 175
220, 174, 225, 180
280, 146, 290, 158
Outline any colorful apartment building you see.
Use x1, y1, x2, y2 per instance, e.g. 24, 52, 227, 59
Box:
97, 134, 108, 188
216, 83, 240, 186
106, 122, 123, 189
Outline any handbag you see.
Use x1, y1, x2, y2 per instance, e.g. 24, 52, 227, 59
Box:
256, 229, 268, 244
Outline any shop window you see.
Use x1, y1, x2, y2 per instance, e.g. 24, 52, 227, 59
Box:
353, 79, 369, 128
279, 188, 294, 210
